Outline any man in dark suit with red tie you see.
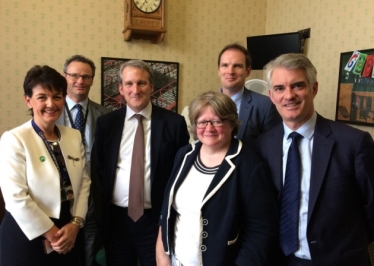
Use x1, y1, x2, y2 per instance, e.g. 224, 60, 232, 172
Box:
256, 53, 374, 266
94, 60, 189, 265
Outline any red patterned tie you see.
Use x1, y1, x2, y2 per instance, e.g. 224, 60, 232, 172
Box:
128, 114, 145, 222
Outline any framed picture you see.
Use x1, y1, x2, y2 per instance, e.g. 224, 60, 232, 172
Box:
336, 48, 374, 126
101, 57, 179, 112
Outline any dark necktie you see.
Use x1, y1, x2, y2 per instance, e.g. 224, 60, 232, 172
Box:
74, 104, 85, 145
280, 132, 303, 256
128, 114, 145, 222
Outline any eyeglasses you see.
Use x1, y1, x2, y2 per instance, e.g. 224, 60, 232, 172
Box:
195, 120, 224, 129
64, 72, 93, 82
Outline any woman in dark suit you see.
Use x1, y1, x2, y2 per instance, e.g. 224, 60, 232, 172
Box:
0, 65, 90, 266
156, 91, 279, 266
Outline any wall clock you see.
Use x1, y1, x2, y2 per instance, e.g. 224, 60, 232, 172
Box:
123, 0, 166, 44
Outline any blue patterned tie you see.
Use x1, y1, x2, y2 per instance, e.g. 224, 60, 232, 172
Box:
280, 132, 303, 256
74, 104, 85, 145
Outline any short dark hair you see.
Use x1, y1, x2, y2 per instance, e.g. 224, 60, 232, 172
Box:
63, 55, 96, 77
217, 43, 252, 68
188, 91, 240, 140
117, 59, 154, 85
24, 65, 67, 98
23, 65, 67, 116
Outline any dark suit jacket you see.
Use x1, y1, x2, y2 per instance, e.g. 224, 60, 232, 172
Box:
95, 105, 189, 222
160, 139, 279, 266
236, 88, 281, 146
256, 114, 374, 266
56, 98, 111, 223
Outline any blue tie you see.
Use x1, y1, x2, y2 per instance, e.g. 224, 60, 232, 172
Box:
280, 132, 303, 256
74, 104, 85, 145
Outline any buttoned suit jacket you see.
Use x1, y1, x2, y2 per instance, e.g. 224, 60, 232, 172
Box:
256, 114, 374, 266
95, 104, 189, 222
0, 121, 91, 240
236, 88, 281, 146
160, 139, 279, 266
56, 98, 110, 223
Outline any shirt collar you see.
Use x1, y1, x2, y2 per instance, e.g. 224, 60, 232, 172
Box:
283, 111, 317, 140
231, 87, 244, 105
219, 87, 244, 105
66, 96, 89, 111
126, 102, 152, 121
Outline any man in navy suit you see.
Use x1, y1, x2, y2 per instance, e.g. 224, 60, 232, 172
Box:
95, 60, 189, 265
217, 43, 281, 146
257, 53, 374, 265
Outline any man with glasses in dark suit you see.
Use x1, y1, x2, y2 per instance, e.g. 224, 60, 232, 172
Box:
57, 55, 111, 266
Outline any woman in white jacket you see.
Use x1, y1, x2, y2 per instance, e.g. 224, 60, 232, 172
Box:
0, 65, 90, 266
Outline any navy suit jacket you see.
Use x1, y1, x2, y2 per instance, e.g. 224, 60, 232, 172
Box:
95, 105, 189, 222
160, 139, 279, 266
256, 114, 374, 266
236, 88, 281, 146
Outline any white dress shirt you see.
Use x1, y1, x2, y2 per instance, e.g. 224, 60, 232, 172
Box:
282, 111, 317, 260
112, 103, 152, 209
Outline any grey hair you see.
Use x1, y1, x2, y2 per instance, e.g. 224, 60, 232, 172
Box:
117, 60, 154, 85
264, 53, 317, 88
63, 55, 96, 77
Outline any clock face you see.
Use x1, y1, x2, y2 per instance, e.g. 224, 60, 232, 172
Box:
133, 0, 161, 13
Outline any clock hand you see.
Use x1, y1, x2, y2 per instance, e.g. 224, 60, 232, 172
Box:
141, 0, 148, 8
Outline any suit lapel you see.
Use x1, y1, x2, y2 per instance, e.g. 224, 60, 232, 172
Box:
202, 139, 241, 206
237, 88, 253, 140
109, 108, 127, 175
173, 143, 199, 193
150, 105, 164, 184
87, 99, 96, 128
308, 115, 334, 221
267, 124, 284, 193
87, 100, 98, 151
165, 143, 198, 215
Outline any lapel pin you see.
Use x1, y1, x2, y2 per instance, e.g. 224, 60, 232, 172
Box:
68, 155, 79, 167
40, 156, 45, 162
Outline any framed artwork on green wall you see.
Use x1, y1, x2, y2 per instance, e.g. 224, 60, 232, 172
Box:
335, 48, 374, 126
101, 57, 179, 112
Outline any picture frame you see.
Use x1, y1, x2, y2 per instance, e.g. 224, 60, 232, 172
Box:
101, 57, 179, 112
335, 48, 374, 126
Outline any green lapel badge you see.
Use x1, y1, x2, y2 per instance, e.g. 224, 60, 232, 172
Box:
40, 156, 45, 162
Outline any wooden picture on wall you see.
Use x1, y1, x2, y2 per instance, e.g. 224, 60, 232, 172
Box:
101, 57, 179, 112
335, 48, 374, 126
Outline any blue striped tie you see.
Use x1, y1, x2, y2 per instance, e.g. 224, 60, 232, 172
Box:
280, 132, 303, 256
